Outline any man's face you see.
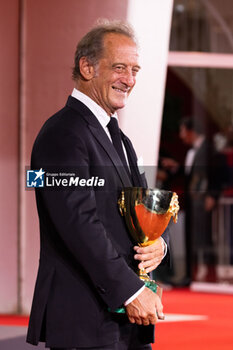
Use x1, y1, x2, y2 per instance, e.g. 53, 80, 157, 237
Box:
179, 125, 194, 145
89, 33, 140, 115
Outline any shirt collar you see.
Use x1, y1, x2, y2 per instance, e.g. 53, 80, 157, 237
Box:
71, 88, 118, 129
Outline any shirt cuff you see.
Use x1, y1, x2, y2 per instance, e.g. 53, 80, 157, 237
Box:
161, 237, 167, 259
124, 285, 145, 306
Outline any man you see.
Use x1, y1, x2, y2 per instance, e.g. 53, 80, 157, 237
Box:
179, 118, 225, 282
27, 20, 169, 350
162, 118, 224, 283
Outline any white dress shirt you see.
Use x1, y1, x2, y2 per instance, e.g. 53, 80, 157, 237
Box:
185, 135, 205, 175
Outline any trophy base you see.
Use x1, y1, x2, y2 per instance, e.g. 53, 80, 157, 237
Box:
143, 279, 158, 293
110, 279, 158, 314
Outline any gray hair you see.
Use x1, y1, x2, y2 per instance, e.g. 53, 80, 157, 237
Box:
72, 19, 138, 80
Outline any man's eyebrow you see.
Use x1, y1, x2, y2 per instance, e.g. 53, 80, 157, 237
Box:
112, 63, 126, 67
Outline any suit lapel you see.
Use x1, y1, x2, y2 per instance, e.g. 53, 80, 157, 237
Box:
88, 124, 132, 186
66, 96, 132, 187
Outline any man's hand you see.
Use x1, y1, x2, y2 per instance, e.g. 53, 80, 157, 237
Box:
134, 237, 165, 273
161, 157, 179, 172
125, 287, 164, 325
205, 195, 216, 212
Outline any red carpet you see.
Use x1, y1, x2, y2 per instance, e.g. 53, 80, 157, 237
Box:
153, 289, 233, 350
0, 315, 28, 326
1, 289, 232, 349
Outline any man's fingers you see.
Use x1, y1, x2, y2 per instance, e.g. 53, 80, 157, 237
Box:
138, 258, 162, 272
128, 316, 142, 325
134, 245, 157, 254
148, 312, 157, 325
134, 242, 164, 263
134, 241, 164, 272
157, 312, 165, 320
135, 252, 163, 263
141, 264, 159, 273
138, 257, 160, 268
134, 239, 163, 254
155, 297, 164, 320
131, 312, 157, 326
157, 307, 165, 320
125, 287, 164, 326
130, 318, 151, 326
128, 316, 135, 324
142, 319, 150, 326
135, 252, 154, 262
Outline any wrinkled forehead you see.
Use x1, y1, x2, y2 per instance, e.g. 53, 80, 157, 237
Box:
102, 33, 139, 63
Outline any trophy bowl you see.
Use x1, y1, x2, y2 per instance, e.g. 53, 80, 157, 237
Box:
115, 187, 179, 313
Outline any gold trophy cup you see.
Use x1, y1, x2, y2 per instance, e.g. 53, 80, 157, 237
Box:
115, 187, 179, 313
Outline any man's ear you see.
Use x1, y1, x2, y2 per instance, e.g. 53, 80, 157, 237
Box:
79, 57, 95, 80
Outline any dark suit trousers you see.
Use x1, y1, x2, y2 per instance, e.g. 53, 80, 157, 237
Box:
50, 343, 151, 350
50, 345, 151, 350
50, 320, 152, 350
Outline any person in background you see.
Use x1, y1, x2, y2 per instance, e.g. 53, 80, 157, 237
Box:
161, 117, 225, 283
217, 124, 233, 196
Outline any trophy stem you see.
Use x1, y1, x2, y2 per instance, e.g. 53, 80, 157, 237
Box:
137, 239, 160, 294
138, 265, 158, 294
137, 238, 157, 282
138, 268, 151, 281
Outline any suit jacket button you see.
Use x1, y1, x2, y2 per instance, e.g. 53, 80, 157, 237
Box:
97, 286, 106, 294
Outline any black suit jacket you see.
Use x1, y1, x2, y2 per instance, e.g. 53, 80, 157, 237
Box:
27, 96, 168, 348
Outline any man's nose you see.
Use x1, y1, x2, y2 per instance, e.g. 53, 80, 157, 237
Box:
122, 69, 135, 87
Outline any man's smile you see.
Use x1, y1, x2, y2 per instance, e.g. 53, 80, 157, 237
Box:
112, 85, 130, 94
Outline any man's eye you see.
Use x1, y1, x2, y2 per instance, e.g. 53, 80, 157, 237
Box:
115, 66, 124, 72
132, 69, 139, 76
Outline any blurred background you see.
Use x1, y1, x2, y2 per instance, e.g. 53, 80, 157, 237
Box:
0, 0, 233, 317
